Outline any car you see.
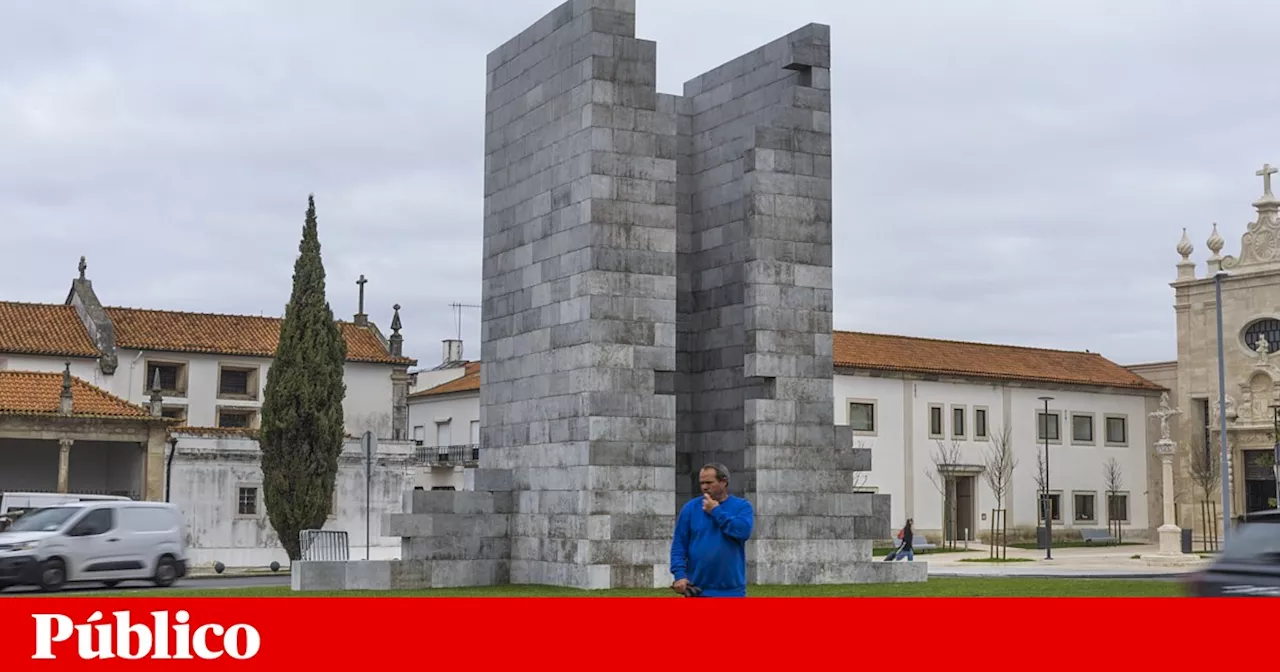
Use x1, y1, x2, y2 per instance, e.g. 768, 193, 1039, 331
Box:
1183, 509, 1280, 597
0, 500, 189, 592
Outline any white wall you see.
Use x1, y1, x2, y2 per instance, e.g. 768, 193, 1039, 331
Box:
406, 391, 477, 491
1, 350, 398, 439
835, 374, 1152, 537
166, 430, 420, 567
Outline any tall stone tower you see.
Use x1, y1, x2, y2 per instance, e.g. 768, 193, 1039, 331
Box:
294, 0, 924, 592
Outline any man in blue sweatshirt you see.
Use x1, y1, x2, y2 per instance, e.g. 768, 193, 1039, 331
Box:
669, 463, 755, 597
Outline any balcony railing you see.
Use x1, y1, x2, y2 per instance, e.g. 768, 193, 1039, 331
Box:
414, 443, 480, 468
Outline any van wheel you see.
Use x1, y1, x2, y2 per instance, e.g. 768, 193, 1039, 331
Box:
38, 559, 66, 592
153, 556, 179, 588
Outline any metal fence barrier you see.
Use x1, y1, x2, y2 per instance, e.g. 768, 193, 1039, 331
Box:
299, 529, 349, 561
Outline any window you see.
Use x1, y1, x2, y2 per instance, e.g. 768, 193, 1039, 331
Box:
1040, 492, 1062, 523
1244, 318, 1280, 352
72, 508, 115, 536
145, 361, 186, 396
1106, 493, 1129, 522
1105, 415, 1127, 445
849, 401, 875, 433
1073, 492, 1096, 523
973, 408, 988, 440
1072, 414, 1094, 443
436, 420, 452, 447
218, 409, 254, 429
412, 425, 425, 446
928, 405, 944, 438
237, 487, 259, 516
1037, 411, 1060, 442
161, 406, 187, 423
951, 406, 966, 439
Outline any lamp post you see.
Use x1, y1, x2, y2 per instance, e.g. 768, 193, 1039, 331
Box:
1214, 270, 1232, 542
1039, 395, 1054, 560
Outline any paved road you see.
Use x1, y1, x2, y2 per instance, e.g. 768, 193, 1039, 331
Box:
1, 574, 291, 594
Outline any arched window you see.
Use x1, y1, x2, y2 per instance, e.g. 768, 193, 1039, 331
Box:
1243, 318, 1280, 351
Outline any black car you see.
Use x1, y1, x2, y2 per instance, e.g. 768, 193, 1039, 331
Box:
1184, 509, 1280, 596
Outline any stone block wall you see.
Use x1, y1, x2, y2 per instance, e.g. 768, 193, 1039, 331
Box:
478, 0, 677, 589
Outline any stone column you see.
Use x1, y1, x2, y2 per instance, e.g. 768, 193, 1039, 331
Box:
57, 438, 73, 494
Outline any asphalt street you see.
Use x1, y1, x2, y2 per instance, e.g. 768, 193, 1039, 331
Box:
1, 574, 291, 594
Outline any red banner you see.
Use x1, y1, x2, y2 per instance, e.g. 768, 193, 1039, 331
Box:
0, 597, 1259, 668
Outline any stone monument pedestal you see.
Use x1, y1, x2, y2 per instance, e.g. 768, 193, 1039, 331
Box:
1143, 421, 1203, 567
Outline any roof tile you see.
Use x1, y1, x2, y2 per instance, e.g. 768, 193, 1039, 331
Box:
0, 302, 101, 358
832, 331, 1164, 391
0, 370, 154, 418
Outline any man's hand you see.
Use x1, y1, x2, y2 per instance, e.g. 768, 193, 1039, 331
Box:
702, 493, 718, 513
672, 578, 689, 595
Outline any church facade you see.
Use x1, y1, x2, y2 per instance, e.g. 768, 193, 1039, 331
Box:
1130, 164, 1280, 545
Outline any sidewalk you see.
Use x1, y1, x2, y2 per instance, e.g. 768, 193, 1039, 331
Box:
905, 541, 1212, 577
186, 565, 291, 578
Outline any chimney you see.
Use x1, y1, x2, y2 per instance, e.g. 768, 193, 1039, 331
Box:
59, 362, 74, 415
442, 339, 463, 365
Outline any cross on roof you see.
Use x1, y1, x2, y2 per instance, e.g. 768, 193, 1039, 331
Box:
356, 274, 367, 314
1258, 163, 1277, 196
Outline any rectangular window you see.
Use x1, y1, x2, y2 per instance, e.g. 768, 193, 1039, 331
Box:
1037, 412, 1060, 441
237, 487, 258, 516
218, 410, 254, 428
1072, 414, 1094, 443
952, 406, 966, 439
1073, 492, 1096, 523
1041, 492, 1062, 522
929, 405, 944, 438
1107, 493, 1130, 522
1105, 416, 1127, 444
849, 402, 875, 432
974, 408, 988, 440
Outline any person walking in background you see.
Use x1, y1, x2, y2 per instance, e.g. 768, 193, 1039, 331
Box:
670, 463, 755, 597
895, 518, 915, 561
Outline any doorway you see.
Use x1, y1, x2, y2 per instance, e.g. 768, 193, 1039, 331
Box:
1243, 449, 1278, 513
946, 475, 976, 543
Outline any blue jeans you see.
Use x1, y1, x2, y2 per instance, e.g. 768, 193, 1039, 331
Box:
895, 548, 914, 561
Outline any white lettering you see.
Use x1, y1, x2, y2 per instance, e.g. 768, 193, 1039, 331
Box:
30, 610, 259, 660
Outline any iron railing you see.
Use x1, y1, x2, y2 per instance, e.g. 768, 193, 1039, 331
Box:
413, 443, 480, 467
299, 529, 349, 561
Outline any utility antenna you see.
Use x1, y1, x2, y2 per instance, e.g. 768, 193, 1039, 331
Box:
448, 302, 481, 340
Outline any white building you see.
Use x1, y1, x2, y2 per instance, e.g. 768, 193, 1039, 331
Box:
405, 342, 480, 492
0, 258, 421, 566
407, 331, 1166, 543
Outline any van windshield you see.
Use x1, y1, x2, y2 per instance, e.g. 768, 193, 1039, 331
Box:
7, 507, 79, 532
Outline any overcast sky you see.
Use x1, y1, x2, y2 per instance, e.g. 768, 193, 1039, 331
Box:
2, 0, 1275, 369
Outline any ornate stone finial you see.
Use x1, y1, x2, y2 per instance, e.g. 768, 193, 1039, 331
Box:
1177, 228, 1194, 261
1150, 391, 1180, 449
149, 369, 164, 416
59, 362, 73, 415
389, 304, 403, 357
1206, 223, 1224, 258
77, 256, 86, 280
1258, 163, 1277, 198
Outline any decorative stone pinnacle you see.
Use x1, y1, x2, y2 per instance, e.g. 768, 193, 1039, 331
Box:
60, 362, 73, 415
391, 304, 402, 333
77, 256, 86, 280
1177, 228, 1193, 261
1206, 223, 1224, 258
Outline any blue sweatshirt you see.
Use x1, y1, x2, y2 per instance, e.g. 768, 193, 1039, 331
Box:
669, 495, 754, 597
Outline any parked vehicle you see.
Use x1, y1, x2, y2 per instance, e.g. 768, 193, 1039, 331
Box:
1183, 509, 1280, 597
0, 499, 188, 592
0, 492, 130, 515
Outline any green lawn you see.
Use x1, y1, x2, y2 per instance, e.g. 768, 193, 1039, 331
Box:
38, 577, 1185, 598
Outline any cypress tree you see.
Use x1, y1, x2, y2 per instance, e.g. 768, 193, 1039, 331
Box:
259, 194, 348, 561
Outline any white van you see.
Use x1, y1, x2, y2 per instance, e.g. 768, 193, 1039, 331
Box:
0, 500, 188, 591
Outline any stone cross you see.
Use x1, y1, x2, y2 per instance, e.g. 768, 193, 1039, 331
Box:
1259, 163, 1278, 196
356, 275, 368, 315
78, 256, 86, 280
1150, 391, 1180, 443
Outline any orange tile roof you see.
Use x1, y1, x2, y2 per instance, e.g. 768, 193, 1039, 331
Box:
409, 361, 481, 398
407, 333, 1164, 397
104, 307, 414, 365
0, 370, 157, 419
0, 302, 101, 358
832, 331, 1165, 391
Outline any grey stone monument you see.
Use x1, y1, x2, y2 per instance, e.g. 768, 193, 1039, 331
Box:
293, 0, 925, 591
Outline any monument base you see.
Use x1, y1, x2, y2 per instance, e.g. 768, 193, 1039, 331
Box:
1141, 524, 1205, 567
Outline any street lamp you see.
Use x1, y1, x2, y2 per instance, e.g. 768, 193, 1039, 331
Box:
1214, 270, 1232, 542
1039, 395, 1054, 560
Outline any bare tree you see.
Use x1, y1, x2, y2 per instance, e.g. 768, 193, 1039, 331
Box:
926, 440, 965, 549
981, 423, 1018, 559
1104, 457, 1124, 544
1031, 449, 1051, 531
1188, 433, 1221, 552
